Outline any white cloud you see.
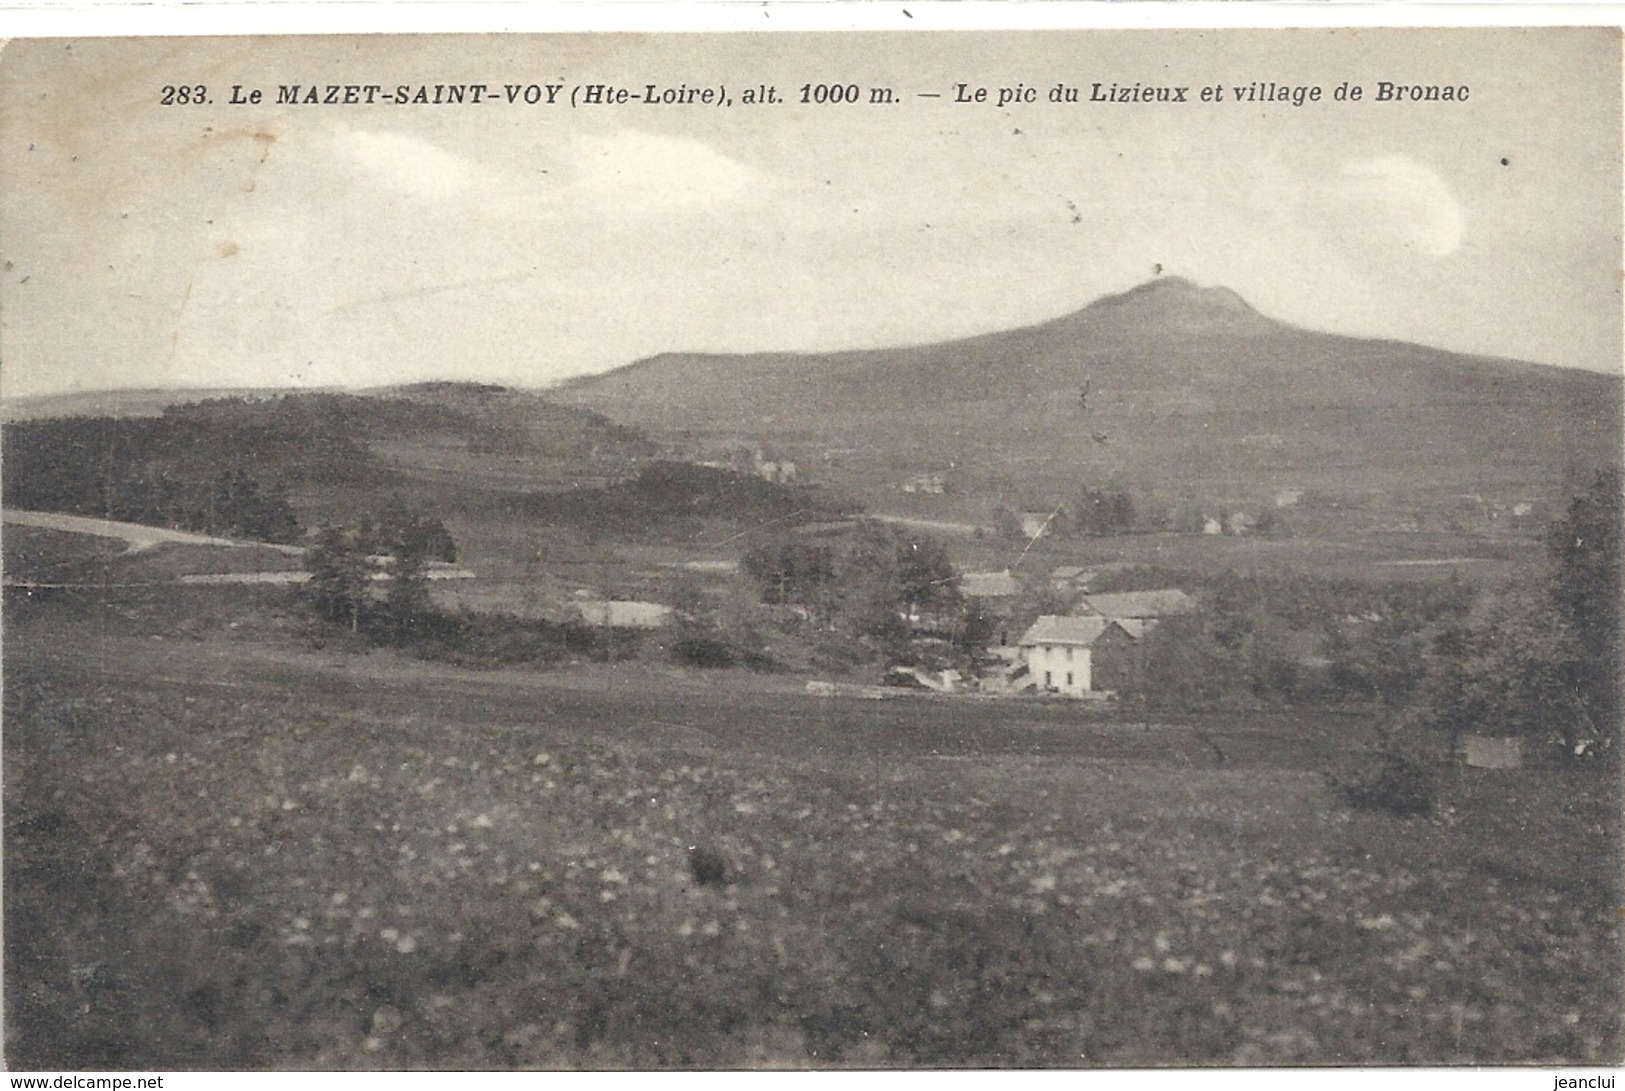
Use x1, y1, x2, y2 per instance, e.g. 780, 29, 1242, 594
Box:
322, 124, 772, 230
559, 129, 767, 212
330, 125, 488, 202
1330, 155, 1466, 259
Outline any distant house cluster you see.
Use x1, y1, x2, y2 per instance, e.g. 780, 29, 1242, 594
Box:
960, 569, 1021, 600
954, 567, 1198, 697
696, 442, 797, 484
901, 473, 947, 495
1075, 589, 1195, 637
1049, 565, 1095, 594
755, 455, 798, 485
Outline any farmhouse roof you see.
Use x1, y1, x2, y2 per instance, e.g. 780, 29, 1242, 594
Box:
1079, 589, 1195, 620
961, 570, 1020, 598
1113, 618, 1149, 640
1018, 614, 1129, 648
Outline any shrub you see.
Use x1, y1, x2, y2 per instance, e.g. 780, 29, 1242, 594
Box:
671, 634, 736, 669
1336, 748, 1438, 818
376, 610, 599, 668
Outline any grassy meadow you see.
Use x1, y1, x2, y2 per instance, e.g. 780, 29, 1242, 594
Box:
5, 604, 1618, 1069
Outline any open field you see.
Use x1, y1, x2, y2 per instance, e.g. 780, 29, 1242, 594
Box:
1, 526, 128, 580
5, 604, 1619, 1069
944, 528, 1545, 587
3, 527, 309, 591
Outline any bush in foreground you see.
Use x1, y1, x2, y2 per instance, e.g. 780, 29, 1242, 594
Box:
1336, 748, 1438, 818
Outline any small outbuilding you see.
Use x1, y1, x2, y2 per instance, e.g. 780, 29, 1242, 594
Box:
572, 599, 675, 629
1463, 735, 1524, 769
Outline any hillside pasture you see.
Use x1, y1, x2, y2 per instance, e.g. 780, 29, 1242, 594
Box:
949, 528, 1543, 587
5, 612, 1617, 1069
553, 278, 1622, 523
367, 437, 627, 495
2, 525, 128, 582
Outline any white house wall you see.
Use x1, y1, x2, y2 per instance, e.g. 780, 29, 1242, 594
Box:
1026, 643, 1092, 696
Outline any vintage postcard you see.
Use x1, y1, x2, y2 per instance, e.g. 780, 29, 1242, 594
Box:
1, 25, 1620, 1075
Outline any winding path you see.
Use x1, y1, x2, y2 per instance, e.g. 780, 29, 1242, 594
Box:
3, 508, 305, 555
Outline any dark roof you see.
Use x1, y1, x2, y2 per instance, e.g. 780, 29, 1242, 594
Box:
1080, 589, 1195, 620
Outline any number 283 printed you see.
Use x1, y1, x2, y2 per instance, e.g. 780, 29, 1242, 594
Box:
159, 86, 210, 105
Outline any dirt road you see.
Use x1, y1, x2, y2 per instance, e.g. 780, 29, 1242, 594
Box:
3, 508, 305, 554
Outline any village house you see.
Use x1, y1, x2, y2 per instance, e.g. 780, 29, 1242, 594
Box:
756, 459, 797, 484
902, 473, 947, 495
960, 568, 1023, 647
752, 449, 797, 484
693, 442, 797, 484
1076, 589, 1195, 637
1019, 511, 1061, 539
1017, 614, 1139, 697
1049, 565, 1097, 595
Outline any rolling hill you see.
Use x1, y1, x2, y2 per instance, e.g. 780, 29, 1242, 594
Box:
551, 277, 1622, 510
0, 385, 667, 558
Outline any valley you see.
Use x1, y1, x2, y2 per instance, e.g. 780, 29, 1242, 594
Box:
4, 276, 1619, 1069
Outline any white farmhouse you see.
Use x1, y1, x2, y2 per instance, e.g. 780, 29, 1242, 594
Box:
1017, 615, 1138, 697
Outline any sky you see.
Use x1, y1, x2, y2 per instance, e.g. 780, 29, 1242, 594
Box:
1, 27, 1620, 400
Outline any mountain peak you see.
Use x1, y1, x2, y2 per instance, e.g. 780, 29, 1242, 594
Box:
1074, 276, 1271, 334
553, 273, 1620, 511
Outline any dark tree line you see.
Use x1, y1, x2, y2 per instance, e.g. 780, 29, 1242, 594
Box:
1123, 470, 1621, 763
2, 392, 565, 544
301, 508, 606, 667
741, 521, 985, 667
4, 415, 303, 543
522, 461, 852, 539
993, 486, 1137, 540
1073, 486, 1137, 536
1122, 571, 1477, 711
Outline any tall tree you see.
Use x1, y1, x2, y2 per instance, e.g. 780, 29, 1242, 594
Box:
1074, 486, 1136, 536
1402, 469, 1621, 761
1546, 468, 1622, 753
305, 523, 378, 633
383, 529, 433, 625
741, 522, 974, 665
